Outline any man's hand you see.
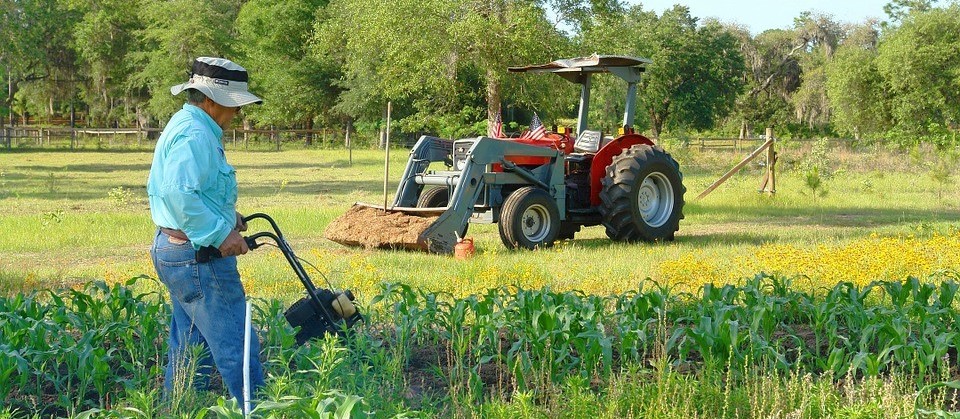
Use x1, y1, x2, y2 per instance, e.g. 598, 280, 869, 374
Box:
218, 230, 249, 257
235, 211, 247, 232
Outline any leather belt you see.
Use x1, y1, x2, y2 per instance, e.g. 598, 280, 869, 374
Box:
158, 227, 222, 263
160, 227, 189, 241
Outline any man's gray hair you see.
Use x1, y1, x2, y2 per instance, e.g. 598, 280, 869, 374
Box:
185, 88, 207, 105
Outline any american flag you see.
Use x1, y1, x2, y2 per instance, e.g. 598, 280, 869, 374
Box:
488, 110, 503, 138
519, 112, 546, 140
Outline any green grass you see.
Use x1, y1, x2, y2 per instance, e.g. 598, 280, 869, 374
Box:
1, 143, 959, 417
1, 144, 957, 300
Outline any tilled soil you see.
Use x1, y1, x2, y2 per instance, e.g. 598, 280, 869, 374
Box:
324, 205, 439, 250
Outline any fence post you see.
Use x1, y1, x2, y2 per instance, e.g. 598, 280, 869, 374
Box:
762, 127, 777, 194
345, 119, 352, 166
696, 137, 774, 201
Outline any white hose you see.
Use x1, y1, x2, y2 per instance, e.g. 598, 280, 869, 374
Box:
243, 300, 252, 417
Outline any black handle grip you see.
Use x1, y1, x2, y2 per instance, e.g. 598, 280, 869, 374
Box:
241, 213, 282, 252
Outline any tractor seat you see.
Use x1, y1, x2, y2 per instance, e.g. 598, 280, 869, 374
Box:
573, 130, 603, 153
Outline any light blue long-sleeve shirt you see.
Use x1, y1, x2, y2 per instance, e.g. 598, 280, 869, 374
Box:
148, 104, 237, 249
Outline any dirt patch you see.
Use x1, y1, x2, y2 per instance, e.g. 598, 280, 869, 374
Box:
404, 342, 449, 402
324, 205, 439, 250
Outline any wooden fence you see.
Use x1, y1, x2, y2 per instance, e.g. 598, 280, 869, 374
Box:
690, 136, 856, 151
0, 126, 388, 150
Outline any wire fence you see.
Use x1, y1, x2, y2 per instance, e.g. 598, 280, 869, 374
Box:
0, 125, 858, 152
0, 126, 411, 151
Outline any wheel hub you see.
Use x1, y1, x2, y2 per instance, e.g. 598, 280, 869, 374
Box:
521, 204, 551, 242
637, 172, 674, 228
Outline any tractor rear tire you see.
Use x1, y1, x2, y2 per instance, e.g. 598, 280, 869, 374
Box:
417, 187, 448, 207
599, 144, 685, 242
499, 186, 560, 250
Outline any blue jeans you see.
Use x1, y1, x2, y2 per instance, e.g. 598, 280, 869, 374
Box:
150, 229, 265, 403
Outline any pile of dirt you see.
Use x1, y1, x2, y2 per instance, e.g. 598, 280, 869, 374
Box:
324, 205, 439, 251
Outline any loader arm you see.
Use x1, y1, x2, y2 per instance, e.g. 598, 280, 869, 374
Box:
391, 136, 564, 253
393, 136, 453, 207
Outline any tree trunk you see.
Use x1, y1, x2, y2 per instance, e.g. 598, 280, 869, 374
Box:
648, 108, 663, 139
648, 99, 671, 140
8, 68, 14, 126
305, 117, 313, 146
486, 68, 501, 137
0, 64, 5, 145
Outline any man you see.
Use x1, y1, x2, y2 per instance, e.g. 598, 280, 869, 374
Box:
147, 57, 264, 402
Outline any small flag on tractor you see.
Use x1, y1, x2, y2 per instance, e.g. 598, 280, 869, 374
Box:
488, 111, 504, 138
520, 112, 546, 140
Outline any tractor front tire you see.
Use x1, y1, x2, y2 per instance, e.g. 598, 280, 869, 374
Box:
599, 144, 685, 242
499, 186, 560, 250
417, 187, 448, 207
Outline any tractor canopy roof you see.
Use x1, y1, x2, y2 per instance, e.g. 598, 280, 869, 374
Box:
508, 54, 651, 83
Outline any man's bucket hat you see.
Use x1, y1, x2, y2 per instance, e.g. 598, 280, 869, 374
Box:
170, 57, 263, 107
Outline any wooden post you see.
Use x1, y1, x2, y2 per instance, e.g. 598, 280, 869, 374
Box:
383, 102, 392, 212
758, 127, 777, 194
345, 119, 352, 166
243, 120, 250, 150
273, 126, 280, 151
696, 138, 774, 201
768, 143, 777, 193
738, 120, 747, 153
765, 128, 774, 193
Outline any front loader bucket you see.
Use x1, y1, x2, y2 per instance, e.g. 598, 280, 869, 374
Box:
324, 134, 564, 254
324, 203, 459, 253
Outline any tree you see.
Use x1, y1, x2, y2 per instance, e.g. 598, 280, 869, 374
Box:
825, 22, 889, 139
725, 12, 848, 138
69, 0, 145, 126
789, 13, 843, 131
315, 0, 569, 137
236, 0, 337, 142
0, 0, 81, 125
131, 0, 241, 121
875, 5, 960, 136
884, 0, 941, 23
584, 5, 746, 138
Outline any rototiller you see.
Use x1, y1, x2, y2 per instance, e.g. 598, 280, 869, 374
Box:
242, 213, 363, 345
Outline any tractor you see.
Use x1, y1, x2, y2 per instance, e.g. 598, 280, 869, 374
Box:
325, 54, 685, 253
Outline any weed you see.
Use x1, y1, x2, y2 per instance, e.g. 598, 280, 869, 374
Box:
804, 167, 827, 199
928, 155, 955, 202
40, 209, 64, 227
45, 171, 59, 193
107, 186, 137, 207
